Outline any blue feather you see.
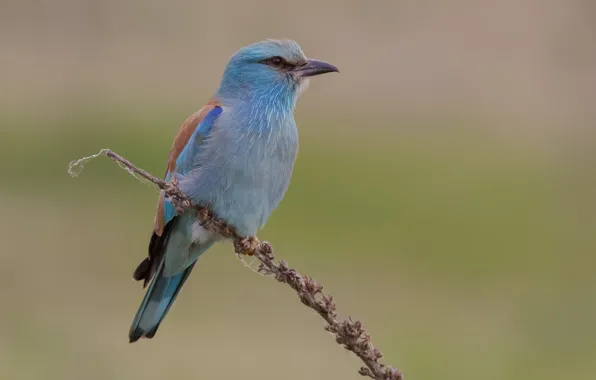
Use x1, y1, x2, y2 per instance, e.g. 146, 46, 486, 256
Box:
129, 107, 222, 342
129, 39, 337, 341
162, 106, 223, 226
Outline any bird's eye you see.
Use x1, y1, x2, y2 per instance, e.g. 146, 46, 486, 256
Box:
270, 57, 283, 66
262, 56, 293, 70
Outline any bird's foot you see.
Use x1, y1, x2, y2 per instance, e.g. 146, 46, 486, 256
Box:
234, 236, 260, 256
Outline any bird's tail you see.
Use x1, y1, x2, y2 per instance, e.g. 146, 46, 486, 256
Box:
128, 259, 196, 343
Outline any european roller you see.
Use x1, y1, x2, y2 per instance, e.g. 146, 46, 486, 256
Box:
129, 39, 338, 342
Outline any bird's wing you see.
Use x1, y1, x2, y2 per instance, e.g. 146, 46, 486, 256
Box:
153, 99, 222, 236
134, 100, 222, 288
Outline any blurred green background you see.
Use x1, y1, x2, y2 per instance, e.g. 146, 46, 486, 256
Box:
1, 1, 595, 379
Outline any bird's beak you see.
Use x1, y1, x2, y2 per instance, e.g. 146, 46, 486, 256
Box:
293, 59, 339, 77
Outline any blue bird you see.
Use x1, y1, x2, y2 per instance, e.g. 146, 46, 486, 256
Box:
129, 39, 338, 342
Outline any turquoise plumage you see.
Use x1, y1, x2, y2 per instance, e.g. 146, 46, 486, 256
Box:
129, 39, 338, 342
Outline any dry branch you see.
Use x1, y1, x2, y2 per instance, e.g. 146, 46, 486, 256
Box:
68, 148, 403, 380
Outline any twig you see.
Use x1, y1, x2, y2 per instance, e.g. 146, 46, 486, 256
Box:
68, 148, 403, 380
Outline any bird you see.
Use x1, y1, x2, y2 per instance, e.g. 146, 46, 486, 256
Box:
128, 39, 338, 342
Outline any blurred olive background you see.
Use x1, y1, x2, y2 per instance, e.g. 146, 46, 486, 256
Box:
1, 1, 595, 379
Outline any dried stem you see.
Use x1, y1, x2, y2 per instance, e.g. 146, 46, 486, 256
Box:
70, 148, 402, 380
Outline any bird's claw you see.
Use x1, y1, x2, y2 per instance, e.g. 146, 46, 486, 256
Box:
234, 236, 260, 256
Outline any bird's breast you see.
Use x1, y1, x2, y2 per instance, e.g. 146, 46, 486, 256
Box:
180, 108, 298, 237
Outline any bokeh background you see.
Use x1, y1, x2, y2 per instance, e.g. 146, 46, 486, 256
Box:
1, 1, 595, 379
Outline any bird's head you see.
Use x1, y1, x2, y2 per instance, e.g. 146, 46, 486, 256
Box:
217, 39, 338, 101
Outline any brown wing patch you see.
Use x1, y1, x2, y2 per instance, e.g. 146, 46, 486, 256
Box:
165, 99, 221, 174
153, 99, 221, 236
153, 190, 166, 236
